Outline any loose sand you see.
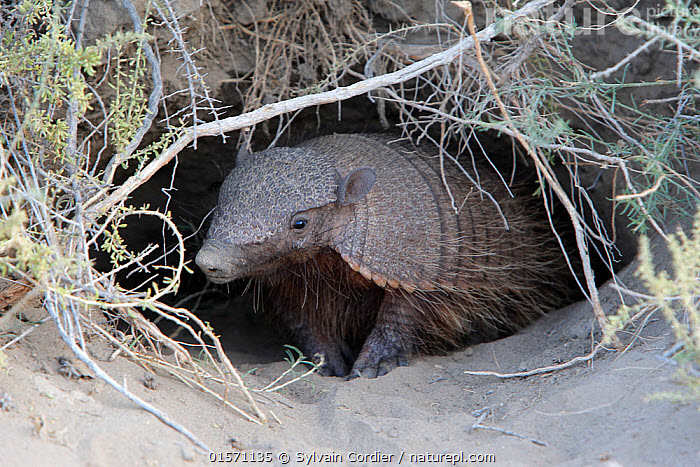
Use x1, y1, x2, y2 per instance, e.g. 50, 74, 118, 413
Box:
1, 222, 698, 466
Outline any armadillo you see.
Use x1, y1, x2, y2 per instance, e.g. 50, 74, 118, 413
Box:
196, 134, 569, 378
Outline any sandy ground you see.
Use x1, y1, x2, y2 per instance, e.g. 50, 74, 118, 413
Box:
1, 222, 698, 467
2, 1, 697, 465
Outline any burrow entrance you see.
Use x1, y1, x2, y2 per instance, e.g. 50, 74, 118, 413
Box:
96, 96, 636, 370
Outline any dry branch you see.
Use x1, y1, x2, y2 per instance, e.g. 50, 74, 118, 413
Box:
44, 295, 211, 452
6, 0, 692, 451
464, 342, 607, 378
455, 0, 619, 346
85, 0, 560, 217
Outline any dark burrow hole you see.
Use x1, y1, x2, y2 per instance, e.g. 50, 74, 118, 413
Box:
94, 96, 638, 370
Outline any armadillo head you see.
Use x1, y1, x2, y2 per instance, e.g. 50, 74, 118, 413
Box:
195, 146, 375, 283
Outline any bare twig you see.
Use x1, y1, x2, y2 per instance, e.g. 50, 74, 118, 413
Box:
85, 0, 560, 217
590, 37, 660, 80
464, 342, 607, 378
455, 0, 620, 346
43, 293, 210, 452
470, 407, 547, 446
614, 175, 665, 201
0, 316, 50, 351
623, 15, 700, 61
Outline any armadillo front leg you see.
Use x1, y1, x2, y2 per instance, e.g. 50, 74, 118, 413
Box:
349, 291, 415, 379
268, 285, 355, 377
291, 325, 354, 377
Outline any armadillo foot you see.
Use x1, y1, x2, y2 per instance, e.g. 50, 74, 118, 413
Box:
347, 320, 412, 379
291, 326, 354, 377
304, 340, 354, 377
347, 352, 409, 380
314, 347, 351, 377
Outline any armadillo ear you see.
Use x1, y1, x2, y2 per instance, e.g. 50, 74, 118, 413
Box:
337, 167, 376, 206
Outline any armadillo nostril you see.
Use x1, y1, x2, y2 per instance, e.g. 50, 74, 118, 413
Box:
195, 247, 221, 274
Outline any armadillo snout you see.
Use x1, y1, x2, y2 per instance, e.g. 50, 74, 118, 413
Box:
195, 246, 222, 273
195, 240, 242, 284
195, 248, 219, 273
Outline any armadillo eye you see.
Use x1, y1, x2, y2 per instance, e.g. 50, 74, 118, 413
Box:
291, 218, 308, 230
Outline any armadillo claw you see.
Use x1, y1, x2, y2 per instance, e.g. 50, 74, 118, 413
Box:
346, 353, 409, 380
302, 339, 354, 377
316, 356, 349, 377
